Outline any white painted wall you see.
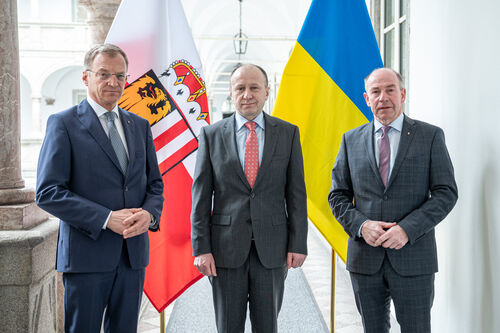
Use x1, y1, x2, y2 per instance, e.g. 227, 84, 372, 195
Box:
409, 1, 500, 332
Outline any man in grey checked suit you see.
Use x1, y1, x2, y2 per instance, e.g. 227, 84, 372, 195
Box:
191, 64, 308, 332
329, 68, 458, 333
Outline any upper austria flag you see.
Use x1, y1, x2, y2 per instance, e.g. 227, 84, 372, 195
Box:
272, 0, 383, 262
106, 0, 207, 312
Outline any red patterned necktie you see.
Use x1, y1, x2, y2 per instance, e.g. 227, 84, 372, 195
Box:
244, 121, 259, 188
378, 125, 391, 187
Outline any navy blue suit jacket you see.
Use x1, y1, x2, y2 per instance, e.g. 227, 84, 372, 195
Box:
36, 99, 164, 273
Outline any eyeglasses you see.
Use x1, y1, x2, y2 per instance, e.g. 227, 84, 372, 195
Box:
86, 70, 129, 82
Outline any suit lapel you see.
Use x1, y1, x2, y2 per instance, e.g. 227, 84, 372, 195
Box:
77, 99, 124, 174
253, 113, 278, 189
386, 115, 416, 189
221, 115, 250, 188
362, 122, 384, 187
119, 108, 135, 179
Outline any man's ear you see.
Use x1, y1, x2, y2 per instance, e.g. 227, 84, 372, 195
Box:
363, 92, 371, 107
400, 88, 407, 104
82, 70, 89, 87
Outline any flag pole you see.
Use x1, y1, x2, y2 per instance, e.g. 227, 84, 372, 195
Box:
160, 310, 166, 333
330, 249, 337, 333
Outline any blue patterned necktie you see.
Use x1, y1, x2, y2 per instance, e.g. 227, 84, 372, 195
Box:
103, 112, 128, 174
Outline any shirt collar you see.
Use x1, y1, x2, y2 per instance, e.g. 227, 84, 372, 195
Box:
235, 111, 265, 131
374, 112, 404, 133
87, 95, 120, 119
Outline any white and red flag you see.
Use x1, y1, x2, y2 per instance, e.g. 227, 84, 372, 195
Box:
106, 0, 207, 312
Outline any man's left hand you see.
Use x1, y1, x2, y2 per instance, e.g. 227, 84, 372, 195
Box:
374, 225, 409, 249
123, 209, 151, 239
287, 252, 307, 269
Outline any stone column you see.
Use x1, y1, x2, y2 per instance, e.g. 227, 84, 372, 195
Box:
78, 0, 122, 45
0, 0, 23, 190
0, 0, 61, 332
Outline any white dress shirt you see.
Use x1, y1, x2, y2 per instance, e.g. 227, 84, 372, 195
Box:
87, 95, 129, 157
87, 96, 129, 229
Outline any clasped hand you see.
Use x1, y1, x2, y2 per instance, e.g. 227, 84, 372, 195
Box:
107, 208, 151, 239
194, 252, 308, 277
361, 220, 409, 250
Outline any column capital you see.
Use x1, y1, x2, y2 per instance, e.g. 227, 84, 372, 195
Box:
78, 0, 122, 45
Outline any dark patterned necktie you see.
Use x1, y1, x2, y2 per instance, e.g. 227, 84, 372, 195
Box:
378, 125, 391, 187
104, 112, 128, 174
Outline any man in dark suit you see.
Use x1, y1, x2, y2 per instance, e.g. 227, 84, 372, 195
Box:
191, 64, 308, 332
329, 68, 458, 333
36, 44, 164, 333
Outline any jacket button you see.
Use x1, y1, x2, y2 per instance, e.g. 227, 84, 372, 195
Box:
124, 186, 128, 191
383, 195, 388, 200
250, 192, 255, 199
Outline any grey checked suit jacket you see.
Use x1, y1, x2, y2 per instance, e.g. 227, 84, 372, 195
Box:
191, 113, 308, 269
329, 115, 458, 276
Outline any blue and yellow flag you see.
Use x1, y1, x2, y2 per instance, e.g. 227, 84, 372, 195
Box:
272, 0, 383, 262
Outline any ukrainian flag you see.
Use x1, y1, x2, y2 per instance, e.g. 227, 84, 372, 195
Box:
272, 0, 383, 262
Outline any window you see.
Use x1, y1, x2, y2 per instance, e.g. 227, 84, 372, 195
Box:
370, 0, 409, 112
72, 0, 88, 23
73, 89, 86, 105
371, 0, 409, 88
383, 0, 408, 86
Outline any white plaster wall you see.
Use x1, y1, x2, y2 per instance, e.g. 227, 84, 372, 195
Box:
40, 67, 85, 133
409, 1, 500, 332
18, 0, 73, 23
20, 74, 33, 138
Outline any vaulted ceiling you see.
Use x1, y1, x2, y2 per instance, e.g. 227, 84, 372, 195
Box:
181, 0, 312, 116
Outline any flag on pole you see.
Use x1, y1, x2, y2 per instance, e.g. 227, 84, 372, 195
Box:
106, 0, 207, 312
272, 0, 383, 262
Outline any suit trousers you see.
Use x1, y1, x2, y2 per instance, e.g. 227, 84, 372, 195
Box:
210, 241, 288, 333
62, 242, 146, 333
350, 256, 434, 333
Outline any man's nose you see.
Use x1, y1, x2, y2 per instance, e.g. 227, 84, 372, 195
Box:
107, 75, 119, 86
379, 90, 389, 101
242, 89, 252, 99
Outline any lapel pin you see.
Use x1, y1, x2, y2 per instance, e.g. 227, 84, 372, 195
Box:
407, 131, 410, 136
127, 120, 131, 124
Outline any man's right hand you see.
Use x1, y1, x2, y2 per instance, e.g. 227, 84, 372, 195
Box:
194, 253, 217, 276
107, 208, 142, 235
361, 220, 397, 247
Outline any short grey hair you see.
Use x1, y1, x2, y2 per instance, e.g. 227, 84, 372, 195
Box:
364, 67, 405, 90
230, 63, 269, 87
84, 44, 129, 70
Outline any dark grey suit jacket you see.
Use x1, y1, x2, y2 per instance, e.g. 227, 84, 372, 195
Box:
329, 115, 458, 276
191, 113, 308, 269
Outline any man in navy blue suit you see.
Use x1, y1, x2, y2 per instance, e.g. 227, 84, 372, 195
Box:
36, 44, 164, 333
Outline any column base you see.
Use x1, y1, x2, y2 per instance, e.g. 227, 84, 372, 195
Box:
0, 218, 62, 333
0, 187, 49, 230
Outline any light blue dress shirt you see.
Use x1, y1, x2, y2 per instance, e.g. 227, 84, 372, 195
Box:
359, 112, 404, 237
373, 112, 404, 178
234, 112, 265, 170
